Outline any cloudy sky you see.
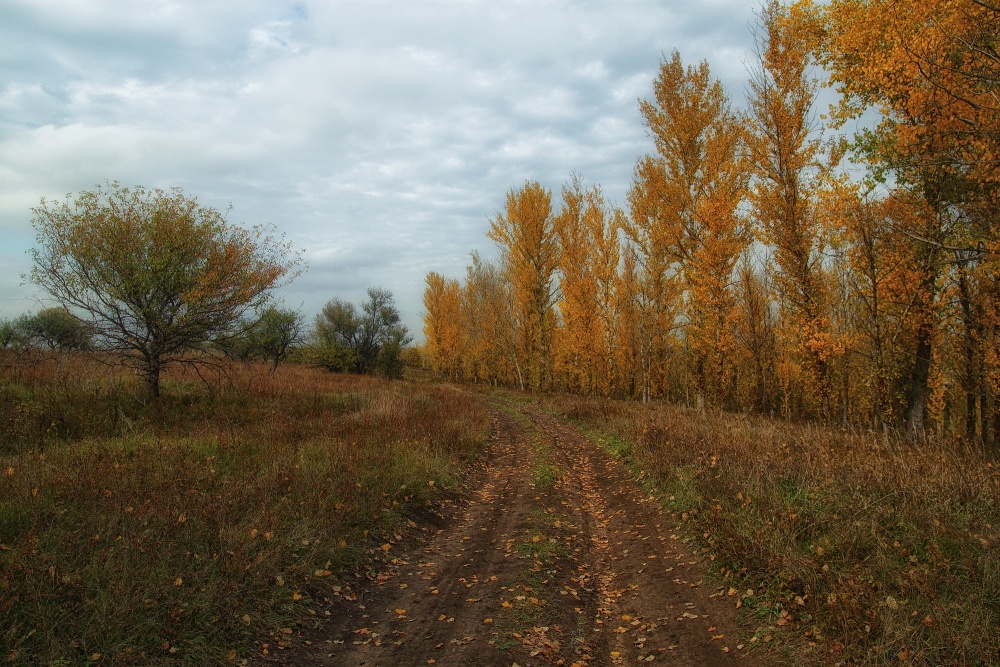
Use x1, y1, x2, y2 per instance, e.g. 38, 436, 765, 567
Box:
1, 0, 759, 338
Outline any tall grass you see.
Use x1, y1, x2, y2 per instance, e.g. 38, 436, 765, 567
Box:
544, 394, 999, 666
0, 353, 489, 665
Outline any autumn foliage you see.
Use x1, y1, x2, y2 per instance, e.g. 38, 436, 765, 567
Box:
28, 182, 300, 399
423, 0, 1000, 449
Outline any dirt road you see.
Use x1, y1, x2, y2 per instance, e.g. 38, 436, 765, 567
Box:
271, 396, 768, 667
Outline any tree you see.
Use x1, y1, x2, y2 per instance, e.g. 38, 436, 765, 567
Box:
222, 305, 304, 372
28, 182, 300, 398
312, 288, 411, 379
732, 256, 778, 414
488, 181, 560, 391
423, 272, 463, 380
747, 1, 838, 418
12, 307, 93, 351
312, 299, 361, 373
462, 252, 521, 387
553, 175, 623, 396
253, 306, 305, 373
628, 50, 749, 409
817, 0, 991, 440
0, 319, 16, 349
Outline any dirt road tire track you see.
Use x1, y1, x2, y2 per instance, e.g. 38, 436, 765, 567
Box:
263, 396, 771, 667
528, 405, 757, 667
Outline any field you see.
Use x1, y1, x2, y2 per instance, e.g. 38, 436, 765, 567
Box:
1, 353, 997, 666
0, 353, 489, 665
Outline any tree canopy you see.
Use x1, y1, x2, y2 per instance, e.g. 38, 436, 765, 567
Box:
312, 287, 411, 379
7, 307, 93, 351
28, 182, 301, 398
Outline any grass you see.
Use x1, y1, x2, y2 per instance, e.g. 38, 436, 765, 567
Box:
541, 392, 1000, 666
496, 509, 578, 663
529, 437, 561, 490
0, 352, 490, 665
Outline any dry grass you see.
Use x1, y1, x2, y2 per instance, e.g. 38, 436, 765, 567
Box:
0, 353, 489, 665
542, 393, 999, 666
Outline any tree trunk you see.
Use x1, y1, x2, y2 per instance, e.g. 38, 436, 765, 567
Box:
513, 355, 524, 392
905, 333, 932, 443
967, 391, 978, 443
905, 242, 940, 444
980, 382, 990, 448
958, 265, 979, 442
145, 361, 161, 400
992, 398, 1000, 453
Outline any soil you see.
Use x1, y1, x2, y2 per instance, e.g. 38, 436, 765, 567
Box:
257, 395, 776, 667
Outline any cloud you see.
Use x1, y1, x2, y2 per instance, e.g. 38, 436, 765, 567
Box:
0, 0, 759, 337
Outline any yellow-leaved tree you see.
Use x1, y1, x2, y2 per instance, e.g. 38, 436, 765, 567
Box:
488, 181, 559, 391
747, 0, 839, 419
627, 51, 749, 408
423, 272, 463, 380
818, 0, 1000, 442
553, 175, 623, 395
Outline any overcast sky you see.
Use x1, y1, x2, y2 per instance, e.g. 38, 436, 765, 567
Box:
1, 0, 759, 339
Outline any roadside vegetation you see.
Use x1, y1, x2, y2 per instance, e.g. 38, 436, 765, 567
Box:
539, 391, 999, 666
0, 353, 489, 665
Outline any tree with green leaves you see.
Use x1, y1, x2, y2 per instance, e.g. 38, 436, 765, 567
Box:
252, 306, 305, 373
220, 305, 305, 373
27, 182, 301, 398
0, 319, 16, 349
312, 287, 411, 379
13, 307, 93, 351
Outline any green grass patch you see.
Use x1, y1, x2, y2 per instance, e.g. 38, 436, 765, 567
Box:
530, 459, 561, 489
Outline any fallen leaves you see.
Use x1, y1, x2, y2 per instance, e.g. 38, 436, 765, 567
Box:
312, 406, 764, 667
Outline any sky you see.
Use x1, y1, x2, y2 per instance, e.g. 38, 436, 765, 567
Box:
0, 0, 759, 340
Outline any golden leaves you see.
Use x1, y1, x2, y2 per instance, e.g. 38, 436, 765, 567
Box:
630, 50, 749, 404
488, 181, 559, 391
423, 273, 463, 378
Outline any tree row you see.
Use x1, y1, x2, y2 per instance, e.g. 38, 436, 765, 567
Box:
423, 0, 1000, 447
